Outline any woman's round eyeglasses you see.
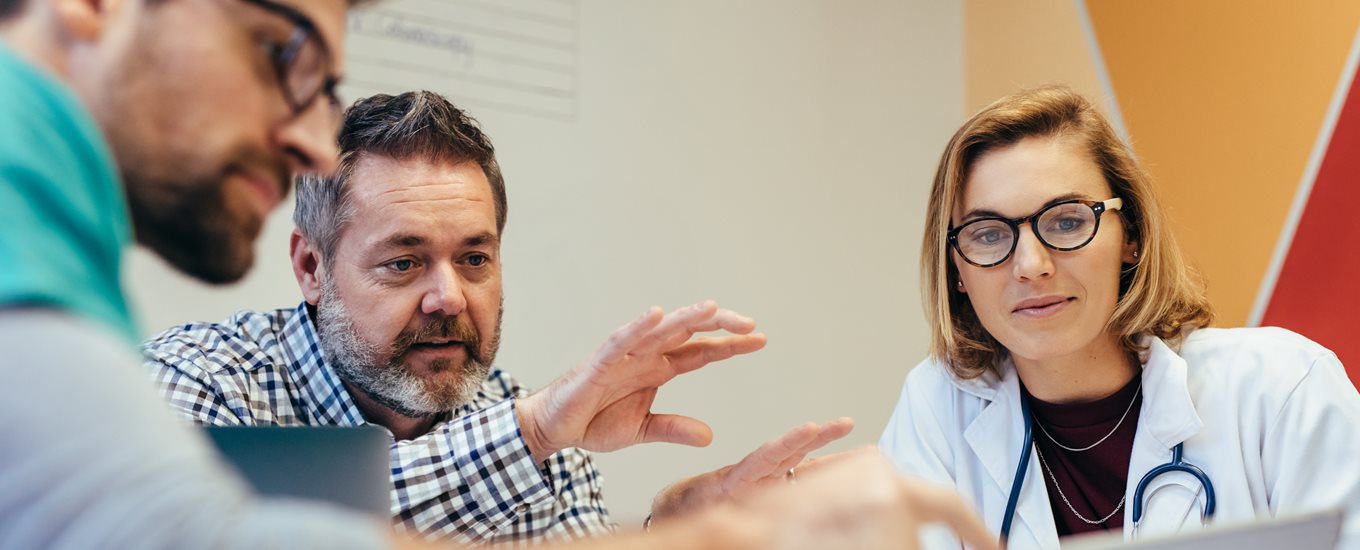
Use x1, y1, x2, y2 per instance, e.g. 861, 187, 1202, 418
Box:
947, 198, 1123, 268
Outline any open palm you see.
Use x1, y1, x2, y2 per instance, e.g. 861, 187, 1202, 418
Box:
517, 301, 767, 462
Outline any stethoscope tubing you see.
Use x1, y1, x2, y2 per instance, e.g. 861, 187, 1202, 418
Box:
998, 399, 1216, 545
1000, 396, 1034, 544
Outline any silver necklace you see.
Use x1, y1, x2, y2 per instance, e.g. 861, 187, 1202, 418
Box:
1035, 383, 1141, 452
1035, 445, 1126, 525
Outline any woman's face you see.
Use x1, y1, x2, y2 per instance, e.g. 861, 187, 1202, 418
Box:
952, 135, 1136, 365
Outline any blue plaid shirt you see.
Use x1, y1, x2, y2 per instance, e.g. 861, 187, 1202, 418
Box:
142, 302, 614, 545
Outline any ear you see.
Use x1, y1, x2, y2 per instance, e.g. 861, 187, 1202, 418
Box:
290, 229, 324, 305
1122, 239, 1140, 264
52, 0, 108, 41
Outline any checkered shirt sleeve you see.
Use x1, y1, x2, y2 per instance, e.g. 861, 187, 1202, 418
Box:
142, 306, 616, 545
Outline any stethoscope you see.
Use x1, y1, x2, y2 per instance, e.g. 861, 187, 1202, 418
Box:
998, 392, 1217, 544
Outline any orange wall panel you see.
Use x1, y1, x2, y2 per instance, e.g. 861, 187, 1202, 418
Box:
1085, 0, 1360, 325
964, 0, 1109, 115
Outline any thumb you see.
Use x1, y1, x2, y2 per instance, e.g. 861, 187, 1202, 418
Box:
641, 414, 714, 447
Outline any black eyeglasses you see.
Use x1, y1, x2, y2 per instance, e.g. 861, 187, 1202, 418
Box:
947, 198, 1123, 268
237, 0, 343, 121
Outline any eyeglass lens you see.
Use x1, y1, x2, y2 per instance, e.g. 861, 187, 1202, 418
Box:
282, 30, 326, 110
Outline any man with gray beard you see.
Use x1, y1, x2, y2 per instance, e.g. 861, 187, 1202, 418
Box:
142, 91, 853, 545
317, 274, 499, 418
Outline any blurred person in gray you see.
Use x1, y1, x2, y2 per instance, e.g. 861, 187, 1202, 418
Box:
0, 0, 391, 546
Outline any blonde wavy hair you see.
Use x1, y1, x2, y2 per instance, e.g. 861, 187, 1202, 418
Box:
923, 86, 1214, 379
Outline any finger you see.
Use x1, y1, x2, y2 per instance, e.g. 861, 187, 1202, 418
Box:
631, 301, 721, 354
652, 308, 759, 352
772, 418, 855, 472
808, 417, 854, 448
726, 422, 821, 486
902, 479, 998, 550
772, 421, 853, 473
593, 306, 665, 365
702, 308, 757, 334
663, 334, 768, 374
640, 413, 713, 447
661, 308, 757, 336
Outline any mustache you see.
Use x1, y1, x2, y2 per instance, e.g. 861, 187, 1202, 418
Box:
390, 316, 481, 358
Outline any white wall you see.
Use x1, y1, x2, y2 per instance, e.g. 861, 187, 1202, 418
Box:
124, 0, 963, 525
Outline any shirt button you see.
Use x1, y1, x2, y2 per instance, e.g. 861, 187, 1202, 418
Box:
515, 504, 529, 513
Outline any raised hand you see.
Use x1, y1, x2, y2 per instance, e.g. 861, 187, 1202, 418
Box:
648, 418, 855, 521
516, 301, 767, 462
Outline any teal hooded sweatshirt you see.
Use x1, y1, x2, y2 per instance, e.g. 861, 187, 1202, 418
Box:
0, 42, 138, 343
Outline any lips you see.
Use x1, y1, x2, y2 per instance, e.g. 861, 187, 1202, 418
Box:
412, 339, 463, 347
237, 168, 284, 212
1011, 295, 1075, 317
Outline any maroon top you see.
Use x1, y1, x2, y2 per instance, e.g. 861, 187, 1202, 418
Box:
1025, 374, 1142, 537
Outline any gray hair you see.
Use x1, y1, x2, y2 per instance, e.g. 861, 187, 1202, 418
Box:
293, 91, 507, 261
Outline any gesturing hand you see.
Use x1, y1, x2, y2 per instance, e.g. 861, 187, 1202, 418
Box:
516, 301, 767, 462
648, 418, 855, 521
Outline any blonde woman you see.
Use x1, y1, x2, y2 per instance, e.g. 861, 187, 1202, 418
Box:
879, 86, 1360, 548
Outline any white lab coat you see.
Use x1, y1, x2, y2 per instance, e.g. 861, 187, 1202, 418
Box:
879, 327, 1360, 549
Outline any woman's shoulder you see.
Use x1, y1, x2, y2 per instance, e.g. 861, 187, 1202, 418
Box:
898, 355, 988, 396
1181, 326, 1334, 363
1176, 326, 1338, 383
881, 356, 987, 469
902, 355, 954, 386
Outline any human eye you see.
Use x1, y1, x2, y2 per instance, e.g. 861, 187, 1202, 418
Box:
247, 17, 293, 56
237, 31, 292, 88
965, 223, 1010, 247
464, 253, 492, 268
1043, 207, 1092, 234
1057, 216, 1087, 232
257, 33, 286, 55
382, 258, 420, 273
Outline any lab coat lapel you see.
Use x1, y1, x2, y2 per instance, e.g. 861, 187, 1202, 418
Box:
963, 364, 1061, 549
1123, 337, 1206, 539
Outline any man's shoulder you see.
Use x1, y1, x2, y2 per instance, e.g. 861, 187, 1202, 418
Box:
0, 44, 85, 137
141, 307, 297, 378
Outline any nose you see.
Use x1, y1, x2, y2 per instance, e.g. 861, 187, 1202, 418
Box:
1011, 225, 1054, 281
421, 263, 468, 318
273, 99, 340, 176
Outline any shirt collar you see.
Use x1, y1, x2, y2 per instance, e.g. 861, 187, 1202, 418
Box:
279, 301, 369, 426
949, 359, 1005, 401
1135, 334, 1203, 448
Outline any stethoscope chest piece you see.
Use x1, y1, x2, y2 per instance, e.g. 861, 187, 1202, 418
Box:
1129, 442, 1216, 538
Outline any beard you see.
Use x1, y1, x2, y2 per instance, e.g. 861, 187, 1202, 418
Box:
314, 276, 501, 418
121, 144, 290, 285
